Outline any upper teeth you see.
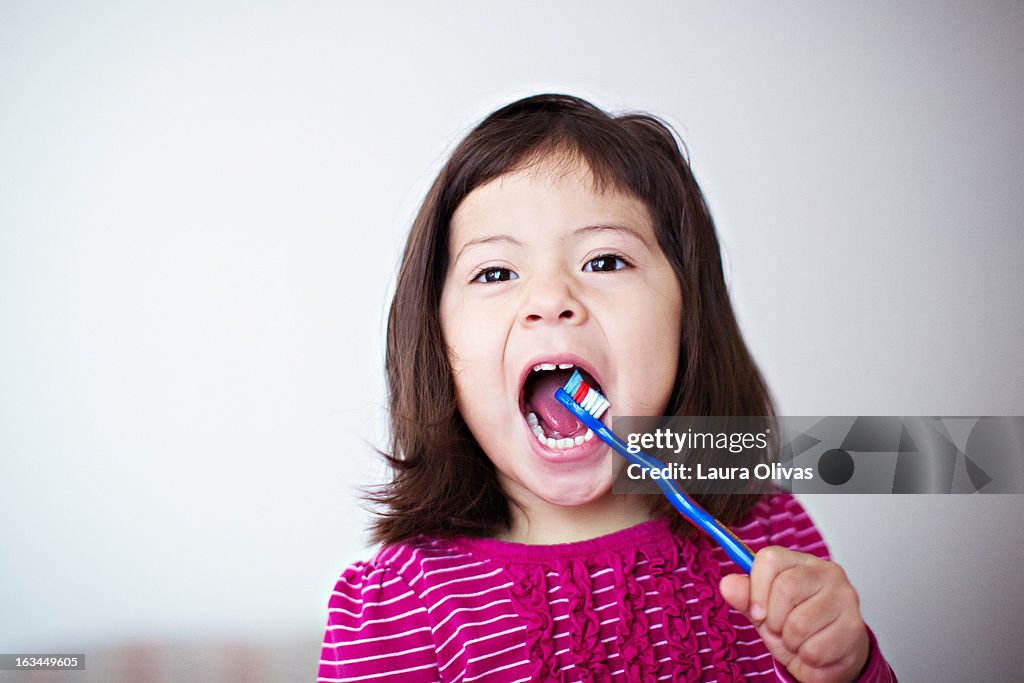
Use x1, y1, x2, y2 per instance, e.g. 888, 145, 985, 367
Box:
532, 362, 577, 372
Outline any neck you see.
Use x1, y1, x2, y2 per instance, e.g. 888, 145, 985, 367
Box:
495, 491, 653, 545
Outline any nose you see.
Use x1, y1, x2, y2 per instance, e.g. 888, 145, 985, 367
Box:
519, 273, 587, 327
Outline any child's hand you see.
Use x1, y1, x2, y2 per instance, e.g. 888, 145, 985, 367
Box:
719, 546, 870, 683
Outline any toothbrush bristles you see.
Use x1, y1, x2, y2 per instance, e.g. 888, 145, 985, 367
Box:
563, 370, 611, 420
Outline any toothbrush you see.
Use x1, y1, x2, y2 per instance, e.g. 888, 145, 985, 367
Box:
555, 370, 755, 574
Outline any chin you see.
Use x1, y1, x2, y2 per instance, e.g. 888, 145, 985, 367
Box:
529, 475, 612, 508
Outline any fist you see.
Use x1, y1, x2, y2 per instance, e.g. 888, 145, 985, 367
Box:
719, 546, 870, 683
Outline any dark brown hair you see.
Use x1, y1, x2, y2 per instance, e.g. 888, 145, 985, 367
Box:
368, 93, 775, 544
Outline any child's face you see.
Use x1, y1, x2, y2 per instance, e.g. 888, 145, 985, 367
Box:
439, 156, 683, 511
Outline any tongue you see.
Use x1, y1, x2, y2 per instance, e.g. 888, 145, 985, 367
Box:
524, 370, 583, 437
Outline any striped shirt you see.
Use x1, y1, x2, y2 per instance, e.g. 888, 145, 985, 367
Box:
318, 493, 896, 682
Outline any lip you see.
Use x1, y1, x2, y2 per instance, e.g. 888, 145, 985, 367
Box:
521, 414, 610, 465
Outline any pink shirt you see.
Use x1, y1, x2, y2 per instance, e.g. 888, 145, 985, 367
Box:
318, 493, 896, 682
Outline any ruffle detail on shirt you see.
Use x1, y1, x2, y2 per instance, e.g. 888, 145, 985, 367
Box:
643, 535, 702, 681
560, 558, 612, 682
681, 535, 744, 682
610, 547, 659, 681
481, 519, 749, 682
507, 563, 558, 681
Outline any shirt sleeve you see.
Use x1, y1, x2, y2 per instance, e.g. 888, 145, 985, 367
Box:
771, 625, 898, 683
766, 494, 899, 682
318, 560, 440, 683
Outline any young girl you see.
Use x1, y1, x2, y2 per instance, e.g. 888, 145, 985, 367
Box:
318, 94, 897, 682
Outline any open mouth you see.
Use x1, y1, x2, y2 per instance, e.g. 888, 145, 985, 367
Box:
519, 362, 607, 450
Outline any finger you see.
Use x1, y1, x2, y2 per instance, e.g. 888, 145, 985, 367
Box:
719, 573, 751, 614
763, 563, 827, 635
748, 546, 809, 625
779, 586, 842, 655
795, 612, 866, 672
754, 624, 798, 670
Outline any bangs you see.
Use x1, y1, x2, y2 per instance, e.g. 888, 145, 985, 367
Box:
439, 100, 684, 232
506, 136, 638, 198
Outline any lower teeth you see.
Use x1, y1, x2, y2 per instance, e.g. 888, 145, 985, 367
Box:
526, 411, 594, 450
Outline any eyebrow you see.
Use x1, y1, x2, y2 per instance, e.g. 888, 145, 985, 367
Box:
454, 234, 524, 265
571, 223, 652, 249
452, 223, 651, 265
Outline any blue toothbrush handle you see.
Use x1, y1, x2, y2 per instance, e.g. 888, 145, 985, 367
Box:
555, 389, 755, 574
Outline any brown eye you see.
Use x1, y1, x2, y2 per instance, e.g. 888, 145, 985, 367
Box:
472, 267, 519, 284
583, 254, 628, 273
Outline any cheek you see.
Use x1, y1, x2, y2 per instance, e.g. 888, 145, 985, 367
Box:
620, 336, 679, 413
611, 280, 682, 413
617, 280, 682, 350
441, 288, 514, 372
441, 292, 477, 370
440, 299, 506, 421
440, 291, 474, 409
445, 323, 498, 382
442, 288, 497, 353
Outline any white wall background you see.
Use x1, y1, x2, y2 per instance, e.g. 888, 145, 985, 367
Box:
2, 1, 1022, 681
